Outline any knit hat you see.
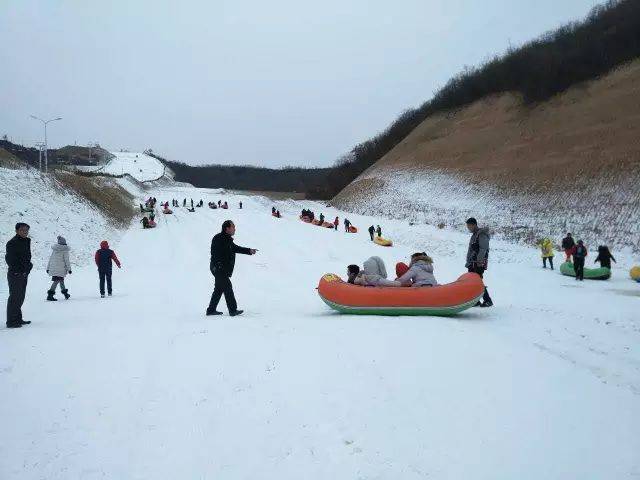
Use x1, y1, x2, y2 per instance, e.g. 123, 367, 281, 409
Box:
57, 236, 67, 245
100, 240, 109, 249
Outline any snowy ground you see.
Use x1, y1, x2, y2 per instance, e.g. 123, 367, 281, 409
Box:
97, 151, 167, 182
1, 184, 639, 479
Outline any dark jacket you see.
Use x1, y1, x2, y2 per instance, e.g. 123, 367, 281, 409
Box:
572, 244, 588, 260
210, 232, 251, 277
595, 249, 615, 269
561, 236, 576, 250
466, 227, 490, 268
95, 241, 121, 272
5, 235, 33, 274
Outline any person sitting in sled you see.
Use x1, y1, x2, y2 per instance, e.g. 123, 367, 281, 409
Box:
141, 216, 150, 229
395, 252, 438, 287
594, 245, 616, 269
349, 256, 400, 287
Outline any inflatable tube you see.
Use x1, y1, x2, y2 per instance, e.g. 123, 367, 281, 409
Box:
162, 209, 173, 215
312, 219, 321, 226
374, 236, 393, 247
629, 266, 640, 282
318, 272, 484, 316
560, 261, 611, 280
322, 222, 334, 229
272, 212, 282, 218
348, 226, 358, 233
300, 215, 312, 223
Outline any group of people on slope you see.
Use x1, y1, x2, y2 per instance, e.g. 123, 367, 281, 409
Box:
271, 207, 282, 218
540, 233, 617, 281
367, 225, 382, 241
5, 223, 123, 328
141, 210, 156, 229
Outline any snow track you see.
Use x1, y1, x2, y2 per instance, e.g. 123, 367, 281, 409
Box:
1, 186, 639, 479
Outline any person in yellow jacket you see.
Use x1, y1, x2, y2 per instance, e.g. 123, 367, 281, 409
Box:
540, 238, 555, 270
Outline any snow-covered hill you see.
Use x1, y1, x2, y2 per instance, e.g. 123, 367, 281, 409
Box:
102, 151, 170, 182
1, 181, 639, 479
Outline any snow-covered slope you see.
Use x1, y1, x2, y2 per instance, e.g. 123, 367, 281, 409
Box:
101, 151, 169, 182
1, 183, 639, 479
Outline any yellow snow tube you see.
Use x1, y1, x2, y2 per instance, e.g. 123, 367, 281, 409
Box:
630, 266, 640, 282
374, 236, 393, 247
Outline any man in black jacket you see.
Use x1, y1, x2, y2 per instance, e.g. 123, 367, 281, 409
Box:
465, 217, 493, 307
5, 223, 33, 328
206, 220, 257, 317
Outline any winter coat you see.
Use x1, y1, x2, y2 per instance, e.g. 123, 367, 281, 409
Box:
572, 244, 588, 260
466, 227, 490, 268
94, 241, 121, 273
5, 235, 33, 274
540, 238, 555, 258
354, 256, 400, 287
595, 249, 616, 269
47, 244, 71, 278
210, 232, 251, 277
561, 236, 575, 251
396, 256, 438, 287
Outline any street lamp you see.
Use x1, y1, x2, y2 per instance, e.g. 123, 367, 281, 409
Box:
30, 115, 62, 173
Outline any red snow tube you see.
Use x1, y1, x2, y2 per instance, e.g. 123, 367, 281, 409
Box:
272, 212, 282, 218
318, 272, 484, 316
322, 222, 334, 229
348, 226, 358, 233
300, 215, 312, 223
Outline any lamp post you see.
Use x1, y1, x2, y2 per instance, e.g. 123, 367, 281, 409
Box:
30, 115, 62, 173
35, 142, 45, 171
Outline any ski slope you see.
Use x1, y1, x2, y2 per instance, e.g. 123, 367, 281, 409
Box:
1, 185, 639, 479
101, 151, 167, 181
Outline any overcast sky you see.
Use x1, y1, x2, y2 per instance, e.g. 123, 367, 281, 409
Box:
1, 0, 601, 168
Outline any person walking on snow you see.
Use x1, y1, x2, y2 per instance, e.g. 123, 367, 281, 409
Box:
572, 240, 588, 281
594, 245, 616, 269
333, 216, 339, 231
95, 241, 121, 297
376, 225, 382, 238
46, 236, 72, 301
465, 217, 493, 307
540, 238, 555, 270
344, 219, 351, 232
206, 220, 257, 317
239, 202, 243, 209
561, 233, 576, 262
368, 225, 375, 241
5, 223, 33, 328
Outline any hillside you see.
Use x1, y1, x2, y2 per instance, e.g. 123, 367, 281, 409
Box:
332, 60, 640, 252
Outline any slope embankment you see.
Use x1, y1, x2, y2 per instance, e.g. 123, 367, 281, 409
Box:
332, 60, 640, 251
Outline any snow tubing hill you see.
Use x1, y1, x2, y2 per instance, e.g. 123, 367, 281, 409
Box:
374, 236, 393, 247
317, 272, 484, 316
560, 262, 611, 280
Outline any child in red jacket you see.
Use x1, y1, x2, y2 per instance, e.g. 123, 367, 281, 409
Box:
95, 240, 122, 297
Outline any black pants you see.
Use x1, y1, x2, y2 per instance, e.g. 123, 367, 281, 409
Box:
7, 272, 28, 326
99, 270, 113, 295
208, 275, 237, 313
369, 232, 374, 241
543, 257, 554, 269
468, 266, 493, 304
573, 258, 585, 280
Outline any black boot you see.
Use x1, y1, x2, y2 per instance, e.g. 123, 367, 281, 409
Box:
47, 290, 57, 301
206, 308, 223, 316
62, 289, 71, 300
229, 310, 244, 317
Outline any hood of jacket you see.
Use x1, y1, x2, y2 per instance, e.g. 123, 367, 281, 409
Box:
362, 256, 387, 278
51, 243, 69, 253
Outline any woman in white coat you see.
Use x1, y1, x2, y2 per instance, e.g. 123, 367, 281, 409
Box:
46, 236, 72, 300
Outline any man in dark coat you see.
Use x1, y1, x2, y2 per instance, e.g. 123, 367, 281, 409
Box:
94, 240, 122, 297
207, 220, 257, 317
368, 225, 375, 241
465, 217, 493, 307
5, 223, 33, 328
561, 233, 576, 262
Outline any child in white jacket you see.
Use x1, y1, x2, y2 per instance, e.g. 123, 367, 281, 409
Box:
46, 236, 72, 300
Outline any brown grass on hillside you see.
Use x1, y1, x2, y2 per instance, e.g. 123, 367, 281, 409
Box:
53, 171, 135, 227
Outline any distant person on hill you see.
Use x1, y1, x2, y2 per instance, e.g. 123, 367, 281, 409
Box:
46, 236, 72, 301
376, 225, 382, 238
319, 213, 325, 224
368, 225, 375, 241
572, 240, 588, 281
223, 201, 228, 209
395, 252, 438, 287
141, 216, 150, 228
540, 238, 555, 270
344, 219, 351, 232
218, 200, 222, 207
465, 217, 493, 307
594, 245, 616, 269
5, 223, 33, 328
206, 220, 257, 317
191, 199, 194, 208
276, 210, 281, 218
183, 198, 186, 207
333, 216, 339, 231
239, 202, 243, 209
95, 240, 121, 298
272, 207, 276, 214
562, 233, 576, 262
350, 256, 400, 287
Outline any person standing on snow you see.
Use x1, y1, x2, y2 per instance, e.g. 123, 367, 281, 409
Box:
94, 240, 121, 297
344, 218, 351, 232
572, 240, 588, 281
46, 236, 72, 301
594, 245, 616, 269
333, 216, 339, 231
5, 223, 33, 328
376, 225, 382, 238
465, 217, 493, 307
206, 220, 257, 317
540, 238, 555, 270
561, 233, 576, 262
368, 225, 375, 241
